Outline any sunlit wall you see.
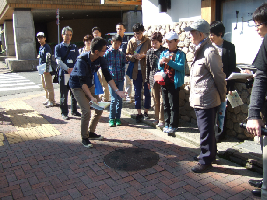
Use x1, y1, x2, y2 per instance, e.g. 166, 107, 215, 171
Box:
222, 0, 267, 64
142, 0, 201, 26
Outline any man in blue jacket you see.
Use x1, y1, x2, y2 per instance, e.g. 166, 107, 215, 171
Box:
69, 37, 127, 148
36, 32, 55, 107
55, 26, 80, 120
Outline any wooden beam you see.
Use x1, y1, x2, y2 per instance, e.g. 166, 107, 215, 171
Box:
103, 0, 141, 5
201, 0, 216, 23
8, 3, 141, 11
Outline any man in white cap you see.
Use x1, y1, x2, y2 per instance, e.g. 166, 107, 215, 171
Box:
158, 31, 186, 135
36, 32, 55, 107
184, 19, 227, 173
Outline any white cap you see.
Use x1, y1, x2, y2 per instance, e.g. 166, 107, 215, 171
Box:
36, 32, 45, 37
164, 31, 178, 41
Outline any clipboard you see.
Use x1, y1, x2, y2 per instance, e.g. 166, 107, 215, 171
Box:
89, 101, 110, 110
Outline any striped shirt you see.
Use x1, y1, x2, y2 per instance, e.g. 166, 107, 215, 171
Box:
104, 47, 126, 83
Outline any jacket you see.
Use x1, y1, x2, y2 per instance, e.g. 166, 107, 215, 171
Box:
104, 47, 126, 83
55, 42, 79, 77
221, 40, 236, 91
126, 35, 151, 82
158, 49, 186, 89
69, 52, 112, 89
190, 38, 227, 109
39, 43, 52, 73
248, 34, 267, 119
146, 46, 166, 87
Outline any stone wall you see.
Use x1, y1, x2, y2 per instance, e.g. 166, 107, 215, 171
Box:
144, 21, 251, 140
225, 82, 253, 140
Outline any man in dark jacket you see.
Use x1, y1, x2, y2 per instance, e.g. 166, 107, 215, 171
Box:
69, 37, 127, 148
36, 32, 55, 107
55, 26, 80, 120
246, 3, 267, 199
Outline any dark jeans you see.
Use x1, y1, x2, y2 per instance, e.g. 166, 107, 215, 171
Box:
133, 70, 151, 110
161, 83, 180, 128
59, 76, 77, 116
194, 106, 218, 165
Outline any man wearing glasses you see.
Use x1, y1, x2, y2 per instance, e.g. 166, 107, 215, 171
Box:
69, 37, 127, 148
246, 3, 267, 198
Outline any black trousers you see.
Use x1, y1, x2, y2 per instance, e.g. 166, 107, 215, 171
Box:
161, 83, 180, 128
59, 76, 77, 116
195, 106, 218, 165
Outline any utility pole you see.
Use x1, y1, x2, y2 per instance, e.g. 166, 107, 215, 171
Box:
56, 8, 60, 44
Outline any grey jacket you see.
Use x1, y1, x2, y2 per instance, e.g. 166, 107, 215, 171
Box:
190, 38, 227, 109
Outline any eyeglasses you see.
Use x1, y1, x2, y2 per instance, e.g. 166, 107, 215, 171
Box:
255, 21, 267, 27
134, 32, 142, 35
247, 20, 267, 27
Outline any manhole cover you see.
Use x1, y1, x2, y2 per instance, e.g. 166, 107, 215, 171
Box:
104, 148, 159, 171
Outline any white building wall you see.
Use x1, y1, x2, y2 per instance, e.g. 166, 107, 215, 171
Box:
222, 0, 267, 64
142, 0, 201, 26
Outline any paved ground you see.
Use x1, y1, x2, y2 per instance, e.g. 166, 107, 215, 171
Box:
0, 87, 262, 199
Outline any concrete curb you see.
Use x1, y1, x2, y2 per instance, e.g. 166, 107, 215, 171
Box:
121, 102, 263, 174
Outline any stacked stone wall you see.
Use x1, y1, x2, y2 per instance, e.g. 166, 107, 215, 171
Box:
144, 22, 252, 140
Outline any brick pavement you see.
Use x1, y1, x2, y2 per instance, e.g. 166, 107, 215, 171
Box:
0, 89, 262, 199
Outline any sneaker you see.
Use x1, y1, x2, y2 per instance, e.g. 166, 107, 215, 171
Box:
193, 155, 200, 161
249, 179, 263, 188
43, 100, 49, 105
81, 138, 93, 148
163, 126, 169, 133
157, 122, 164, 127
126, 97, 133, 103
109, 119, 116, 127
88, 132, 104, 140
167, 127, 178, 135
46, 101, 55, 107
115, 119, 122, 126
62, 114, 69, 120
191, 163, 212, 173
144, 112, 150, 119
152, 120, 159, 125
136, 114, 143, 123
71, 112, 81, 117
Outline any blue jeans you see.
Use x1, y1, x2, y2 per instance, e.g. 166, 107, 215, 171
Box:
133, 71, 151, 110
109, 81, 124, 119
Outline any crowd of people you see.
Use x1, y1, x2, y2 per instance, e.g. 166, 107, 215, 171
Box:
36, 3, 267, 197
36, 20, 230, 171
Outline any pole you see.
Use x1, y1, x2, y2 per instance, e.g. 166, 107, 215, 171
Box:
56, 8, 60, 44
